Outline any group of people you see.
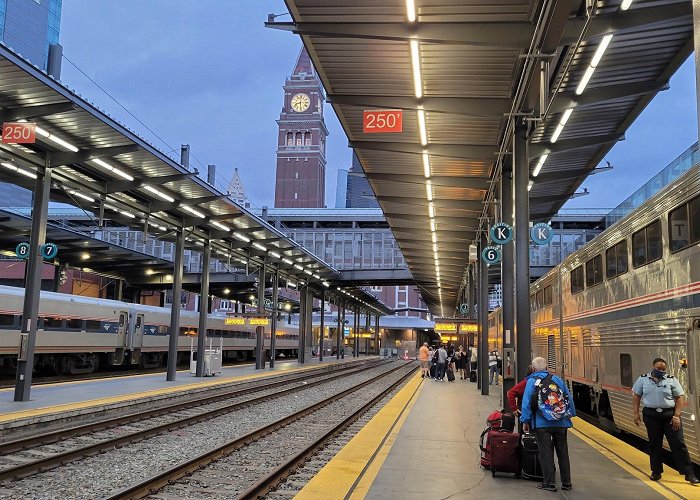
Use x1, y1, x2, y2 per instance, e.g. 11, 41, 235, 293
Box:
418, 342, 476, 381
507, 356, 699, 492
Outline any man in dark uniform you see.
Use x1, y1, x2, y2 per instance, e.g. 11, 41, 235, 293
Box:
632, 357, 699, 484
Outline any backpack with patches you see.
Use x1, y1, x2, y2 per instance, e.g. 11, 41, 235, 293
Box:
532, 373, 572, 421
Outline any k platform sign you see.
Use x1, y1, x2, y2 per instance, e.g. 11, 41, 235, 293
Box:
530, 223, 554, 245
489, 222, 513, 245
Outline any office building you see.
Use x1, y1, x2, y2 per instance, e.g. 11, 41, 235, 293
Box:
346, 152, 379, 208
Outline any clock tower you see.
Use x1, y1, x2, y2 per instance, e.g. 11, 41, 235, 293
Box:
274, 48, 328, 208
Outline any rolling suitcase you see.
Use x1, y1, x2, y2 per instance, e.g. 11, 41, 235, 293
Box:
469, 370, 477, 382
447, 367, 456, 382
520, 433, 543, 480
488, 430, 520, 477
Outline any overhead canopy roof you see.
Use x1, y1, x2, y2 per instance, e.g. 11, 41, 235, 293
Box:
273, 0, 694, 314
0, 44, 390, 316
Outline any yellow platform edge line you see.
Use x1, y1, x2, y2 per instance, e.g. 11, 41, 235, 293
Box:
572, 418, 693, 499
0, 362, 324, 424
295, 370, 424, 500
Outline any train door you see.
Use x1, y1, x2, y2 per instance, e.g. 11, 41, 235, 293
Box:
128, 313, 145, 365
113, 311, 129, 365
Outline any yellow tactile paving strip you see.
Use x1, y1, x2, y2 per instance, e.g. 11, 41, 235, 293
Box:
295, 371, 424, 500
0, 362, 326, 424
571, 419, 696, 499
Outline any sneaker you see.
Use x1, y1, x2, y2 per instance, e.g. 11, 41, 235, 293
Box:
561, 483, 572, 490
685, 474, 699, 485
650, 473, 662, 481
536, 484, 557, 492
421, 374, 425, 378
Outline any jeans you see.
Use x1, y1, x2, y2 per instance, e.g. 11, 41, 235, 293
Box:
489, 365, 499, 384
535, 427, 571, 486
436, 362, 446, 380
643, 407, 694, 476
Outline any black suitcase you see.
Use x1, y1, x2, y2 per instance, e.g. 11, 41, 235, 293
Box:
521, 433, 543, 480
469, 370, 477, 382
447, 367, 455, 382
430, 364, 436, 378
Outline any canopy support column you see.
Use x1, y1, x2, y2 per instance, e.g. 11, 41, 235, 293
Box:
501, 167, 516, 406
166, 226, 185, 381
269, 269, 279, 368
255, 263, 266, 369
479, 232, 489, 396
514, 123, 531, 382
195, 238, 211, 377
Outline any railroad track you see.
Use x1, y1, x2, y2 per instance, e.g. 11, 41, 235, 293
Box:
0, 359, 387, 482
105, 362, 417, 500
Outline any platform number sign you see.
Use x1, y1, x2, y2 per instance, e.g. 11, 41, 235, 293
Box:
363, 110, 403, 134
481, 246, 502, 265
40, 243, 58, 260
489, 222, 514, 245
2, 122, 36, 144
15, 242, 30, 260
530, 223, 554, 245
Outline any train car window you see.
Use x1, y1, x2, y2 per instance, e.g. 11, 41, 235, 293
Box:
119, 314, 126, 328
43, 317, 63, 330
620, 353, 633, 388
605, 246, 617, 278
585, 255, 603, 287
158, 326, 169, 335
543, 286, 552, 306
690, 195, 700, 244
632, 228, 647, 267
616, 240, 628, 275
530, 294, 537, 311
646, 219, 662, 262
0, 314, 15, 328
65, 318, 83, 330
669, 204, 690, 253
536, 290, 544, 309
85, 320, 102, 332
570, 266, 584, 294
136, 316, 142, 328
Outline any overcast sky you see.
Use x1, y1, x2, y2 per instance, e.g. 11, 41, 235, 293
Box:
59, 1, 698, 212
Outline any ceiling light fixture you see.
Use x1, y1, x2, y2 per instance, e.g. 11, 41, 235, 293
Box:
282, 257, 294, 265
35, 126, 79, 152
528, 180, 534, 191
269, 251, 281, 259
428, 202, 435, 219
417, 109, 427, 145
550, 108, 573, 143
233, 232, 251, 242
425, 180, 433, 201
69, 190, 95, 202
1, 162, 37, 179
576, 34, 614, 95
422, 151, 430, 178
92, 158, 134, 181
211, 221, 230, 232
406, 0, 416, 22
532, 154, 548, 177
430, 219, 436, 232
410, 40, 422, 98
143, 185, 175, 203
620, 0, 634, 9
182, 205, 205, 218
252, 242, 267, 252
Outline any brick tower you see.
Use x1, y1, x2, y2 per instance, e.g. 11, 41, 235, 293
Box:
274, 48, 328, 208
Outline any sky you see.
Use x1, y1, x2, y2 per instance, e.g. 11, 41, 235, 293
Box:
58, 1, 698, 212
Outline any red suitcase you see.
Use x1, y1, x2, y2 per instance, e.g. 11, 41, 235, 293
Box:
488, 430, 520, 477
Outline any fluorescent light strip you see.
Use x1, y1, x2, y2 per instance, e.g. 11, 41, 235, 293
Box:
417, 109, 427, 145
69, 190, 95, 202
410, 40, 422, 98
313, 274, 321, 279
432, 243, 438, 253
294, 264, 304, 271
34, 126, 79, 152
431, 233, 437, 243
576, 67, 595, 96
1, 162, 37, 179
532, 154, 548, 177
304, 269, 313, 275
528, 180, 534, 191
143, 185, 175, 203
270, 251, 281, 259
576, 34, 613, 95
430, 219, 436, 232
211, 221, 230, 232
421, 151, 431, 179
182, 205, 205, 218
282, 258, 294, 265
620, 0, 633, 10
428, 202, 435, 219
233, 232, 251, 242
550, 108, 572, 144
252, 242, 267, 251
406, 0, 416, 22
425, 180, 433, 201
92, 159, 134, 181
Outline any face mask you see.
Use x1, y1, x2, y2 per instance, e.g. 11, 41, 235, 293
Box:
651, 368, 666, 379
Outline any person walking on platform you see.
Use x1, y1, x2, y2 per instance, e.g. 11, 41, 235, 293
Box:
456, 346, 468, 380
522, 357, 576, 492
632, 358, 699, 484
488, 347, 501, 385
434, 344, 448, 381
418, 342, 430, 379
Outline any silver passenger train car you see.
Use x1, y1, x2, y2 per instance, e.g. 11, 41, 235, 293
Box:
490, 164, 700, 463
0, 285, 299, 375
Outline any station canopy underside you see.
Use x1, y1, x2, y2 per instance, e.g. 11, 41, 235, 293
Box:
277, 0, 694, 314
0, 45, 391, 316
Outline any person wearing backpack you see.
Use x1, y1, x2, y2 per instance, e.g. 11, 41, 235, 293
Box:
488, 348, 501, 385
521, 357, 576, 492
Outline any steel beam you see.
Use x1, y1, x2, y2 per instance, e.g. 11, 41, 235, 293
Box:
351, 140, 495, 160
0, 102, 75, 122
50, 145, 141, 167
514, 124, 531, 382
166, 227, 185, 381
256, 263, 266, 369
329, 94, 511, 116
195, 239, 211, 377
270, 269, 279, 368
549, 81, 669, 114
14, 161, 52, 402
529, 134, 624, 158
376, 196, 483, 212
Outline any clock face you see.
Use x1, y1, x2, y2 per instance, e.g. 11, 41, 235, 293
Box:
291, 93, 311, 112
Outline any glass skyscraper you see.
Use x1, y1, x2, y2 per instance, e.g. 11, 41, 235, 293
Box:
0, 0, 62, 72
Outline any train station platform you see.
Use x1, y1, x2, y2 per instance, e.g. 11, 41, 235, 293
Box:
0, 356, 374, 432
298, 373, 699, 500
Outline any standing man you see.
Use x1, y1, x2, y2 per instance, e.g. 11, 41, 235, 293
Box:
488, 346, 501, 385
434, 344, 448, 381
521, 357, 576, 492
632, 358, 699, 484
418, 342, 430, 379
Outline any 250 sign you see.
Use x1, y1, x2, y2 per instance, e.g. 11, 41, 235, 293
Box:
2, 122, 36, 144
363, 110, 403, 134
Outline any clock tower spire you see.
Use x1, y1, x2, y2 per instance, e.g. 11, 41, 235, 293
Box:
274, 47, 328, 208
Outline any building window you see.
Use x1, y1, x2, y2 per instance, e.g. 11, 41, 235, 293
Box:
620, 353, 633, 388
570, 265, 584, 294
295, 172, 299, 179
287, 132, 293, 146
294, 192, 298, 200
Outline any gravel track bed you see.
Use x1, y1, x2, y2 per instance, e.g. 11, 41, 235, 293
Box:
0, 360, 383, 474
149, 364, 416, 499
0, 362, 403, 500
